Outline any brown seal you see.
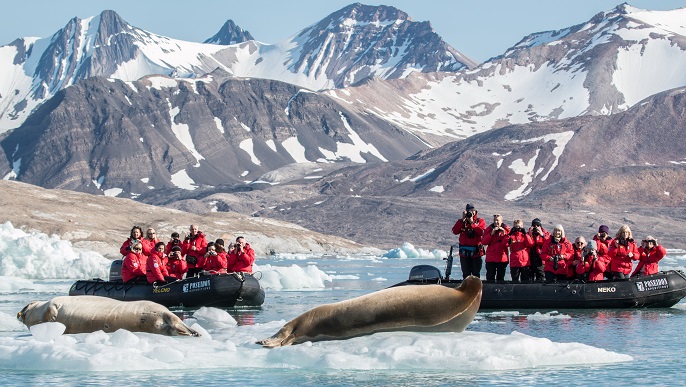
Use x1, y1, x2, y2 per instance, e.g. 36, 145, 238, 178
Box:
258, 276, 482, 347
17, 295, 198, 336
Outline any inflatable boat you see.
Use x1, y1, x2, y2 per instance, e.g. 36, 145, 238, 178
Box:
391, 264, 686, 310
69, 260, 265, 308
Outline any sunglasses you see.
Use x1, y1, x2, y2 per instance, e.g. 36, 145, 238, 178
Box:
133, 248, 142, 252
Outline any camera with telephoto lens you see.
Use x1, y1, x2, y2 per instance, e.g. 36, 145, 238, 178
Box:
465, 210, 474, 219
186, 256, 197, 265
553, 255, 562, 271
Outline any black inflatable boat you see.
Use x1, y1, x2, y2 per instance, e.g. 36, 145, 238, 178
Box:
69, 260, 265, 308
391, 263, 686, 310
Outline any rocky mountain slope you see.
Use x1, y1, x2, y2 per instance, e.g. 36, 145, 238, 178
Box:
0, 179, 369, 258
0, 70, 425, 197
183, 86, 686, 249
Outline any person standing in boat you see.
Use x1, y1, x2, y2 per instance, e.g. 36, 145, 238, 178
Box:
146, 242, 174, 284
182, 224, 208, 277
141, 228, 160, 256
631, 236, 667, 277
527, 218, 549, 282
121, 242, 147, 283
506, 219, 534, 283
119, 226, 143, 256
607, 225, 639, 279
228, 236, 255, 274
451, 204, 486, 279
166, 246, 188, 280
482, 214, 511, 282
541, 225, 573, 283
593, 225, 613, 279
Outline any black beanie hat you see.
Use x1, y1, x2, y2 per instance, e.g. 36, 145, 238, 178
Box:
532, 218, 542, 227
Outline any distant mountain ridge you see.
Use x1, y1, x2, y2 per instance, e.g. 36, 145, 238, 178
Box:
0, 4, 471, 132
329, 3, 686, 143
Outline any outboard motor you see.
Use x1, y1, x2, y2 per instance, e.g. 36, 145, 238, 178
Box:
408, 265, 442, 282
109, 260, 123, 282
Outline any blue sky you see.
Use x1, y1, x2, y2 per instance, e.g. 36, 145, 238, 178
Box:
2, 0, 686, 63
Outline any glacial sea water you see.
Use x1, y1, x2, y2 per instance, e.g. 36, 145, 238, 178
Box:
1, 223, 686, 385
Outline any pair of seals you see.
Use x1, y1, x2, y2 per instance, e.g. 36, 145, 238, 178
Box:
18, 295, 198, 337
258, 276, 482, 347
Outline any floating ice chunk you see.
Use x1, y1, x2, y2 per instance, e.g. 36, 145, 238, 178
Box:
192, 307, 237, 329
30, 322, 66, 342
110, 329, 140, 347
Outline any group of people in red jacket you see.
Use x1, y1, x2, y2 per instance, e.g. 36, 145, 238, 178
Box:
119, 224, 256, 284
452, 204, 667, 283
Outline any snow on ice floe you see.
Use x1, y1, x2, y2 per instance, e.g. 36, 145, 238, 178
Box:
382, 243, 447, 259
0, 317, 632, 372
0, 222, 110, 280
256, 263, 332, 291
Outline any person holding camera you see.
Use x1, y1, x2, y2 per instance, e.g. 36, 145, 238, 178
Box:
632, 236, 667, 277
527, 218, 549, 282
507, 219, 534, 283
146, 242, 175, 284
451, 203, 486, 279
541, 224, 573, 283
119, 225, 144, 257
203, 240, 228, 274
181, 224, 208, 277
576, 240, 607, 282
166, 246, 188, 280
570, 237, 588, 280
607, 225, 639, 279
482, 214, 511, 282
593, 225, 613, 279
165, 232, 183, 255
228, 236, 255, 274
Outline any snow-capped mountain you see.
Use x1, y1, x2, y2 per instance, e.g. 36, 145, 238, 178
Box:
204, 20, 254, 45
328, 4, 686, 145
0, 71, 426, 197
0, 5, 471, 133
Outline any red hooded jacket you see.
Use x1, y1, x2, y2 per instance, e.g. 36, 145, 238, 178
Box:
166, 257, 188, 280
608, 239, 639, 275
541, 236, 573, 275
482, 223, 511, 263
228, 244, 255, 273
632, 245, 667, 276
146, 251, 169, 283
507, 230, 534, 268
181, 232, 208, 269
452, 213, 486, 256
122, 251, 147, 282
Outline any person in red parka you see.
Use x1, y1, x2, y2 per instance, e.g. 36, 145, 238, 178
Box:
631, 236, 667, 277
121, 242, 147, 283
569, 236, 588, 279
166, 246, 188, 280
451, 203, 487, 279
147, 242, 173, 283
482, 214, 511, 282
507, 219, 534, 283
181, 224, 208, 277
141, 228, 160, 256
576, 240, 608, 282
527, 218, 550, 282
204, 239, 228, 274
608, 225, 639, 279
165, 232, 183, 255
120, 226, 143, 257
228, 236, 255, 273
541, 225, 573, 283
593, 225, 614, 279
